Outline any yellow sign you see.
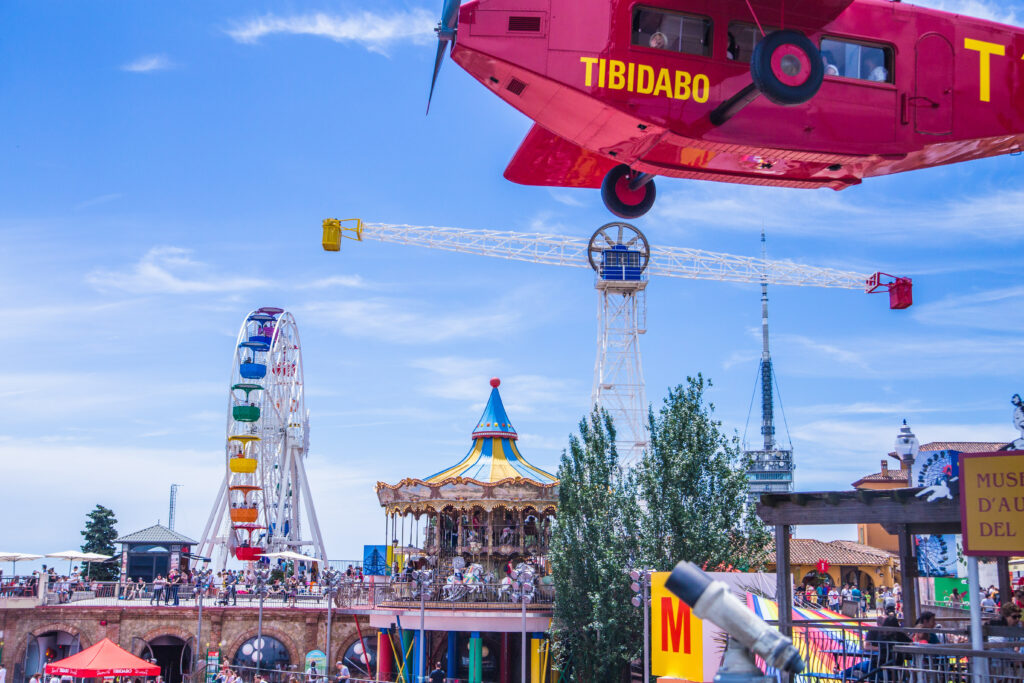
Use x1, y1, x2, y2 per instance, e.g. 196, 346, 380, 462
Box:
651, 571, 704, 680
960, 451, 1024, 555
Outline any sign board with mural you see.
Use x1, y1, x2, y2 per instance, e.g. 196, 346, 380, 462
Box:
650, 572, 775, 682
912, 449, 963, 577
959, 450, 1024, 555
304, 650, 327, 678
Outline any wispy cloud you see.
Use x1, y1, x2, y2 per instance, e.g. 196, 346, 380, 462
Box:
656, 184, 1024, 244
299, 298, 521, 344
75, 193, 123, 210
226, 10, 436, 53
121, 54, 174, 73
913, 285, 1024, 332
548, 190, 586, 208
87, 246, 272, 294
910, 0, 1017, 25
298, 274, 369, 290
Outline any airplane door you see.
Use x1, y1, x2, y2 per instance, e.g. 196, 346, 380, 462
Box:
914, 33, 953, 135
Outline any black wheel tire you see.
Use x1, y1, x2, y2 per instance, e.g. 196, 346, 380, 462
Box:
600, 164, 656, 219
751, 30, 823, 106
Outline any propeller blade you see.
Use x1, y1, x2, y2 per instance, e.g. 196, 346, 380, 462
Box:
426, 39, 449, 114
426, 0, 462, 114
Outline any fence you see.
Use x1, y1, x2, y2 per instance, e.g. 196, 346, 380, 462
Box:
189, 663, 458, 683
45, 578, 555, 610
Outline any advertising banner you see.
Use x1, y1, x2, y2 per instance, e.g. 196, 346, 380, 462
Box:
650, 571, 775, 682
205, 649, 220, 683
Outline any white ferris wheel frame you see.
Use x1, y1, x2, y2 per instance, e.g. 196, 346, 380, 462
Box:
196, 309, 327, 569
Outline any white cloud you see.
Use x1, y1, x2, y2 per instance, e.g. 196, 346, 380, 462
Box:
121, 54, 174, 73
655, 184, 1024, 244
226, 10, 436, 53
910, 0, 1017, 25
913, 285, 1024, 332
299, 298, 520, 344
86, 246, 272, 294
298, 274, 369, 290
547, 190, 586, 208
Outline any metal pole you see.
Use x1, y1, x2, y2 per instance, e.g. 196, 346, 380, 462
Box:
418, 574, 426, 683
967, 556, 986, 683
521, 594, 527, 683
326, 596, 333, 673
197, 580, 204, 672
643, 572, 649, 683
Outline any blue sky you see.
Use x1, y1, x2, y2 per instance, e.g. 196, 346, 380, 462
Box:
2, 0, 1024, 565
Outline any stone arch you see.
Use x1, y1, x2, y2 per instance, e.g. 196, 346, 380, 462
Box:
225, 626, 299, 668
332, 632, 376, 677
134, 626, 196, 655
15, 624, 94, 678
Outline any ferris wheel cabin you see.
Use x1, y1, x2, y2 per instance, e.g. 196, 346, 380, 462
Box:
600, 244, 644, 281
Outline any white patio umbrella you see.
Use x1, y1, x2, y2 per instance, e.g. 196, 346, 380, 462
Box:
46, 550, 93, 575
262, 551, 321, 575
79, 552, 113, 579
0, 552, 42, 576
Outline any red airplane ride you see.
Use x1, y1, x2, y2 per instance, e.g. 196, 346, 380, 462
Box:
428, 0, 1024, 218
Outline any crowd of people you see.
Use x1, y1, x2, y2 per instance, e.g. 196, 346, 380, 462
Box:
799, 581, 903, 617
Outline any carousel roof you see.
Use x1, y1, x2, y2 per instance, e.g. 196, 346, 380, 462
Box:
424, 378, 557, 485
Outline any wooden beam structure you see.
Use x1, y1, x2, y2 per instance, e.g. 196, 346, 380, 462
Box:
757, 487, 962, 631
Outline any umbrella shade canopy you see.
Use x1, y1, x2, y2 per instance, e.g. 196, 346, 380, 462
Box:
79, 552, 113, 561
0, 552, 42, 562
45, 638, 160, 677
262, 551, 321, 563
46, 551, 93, 561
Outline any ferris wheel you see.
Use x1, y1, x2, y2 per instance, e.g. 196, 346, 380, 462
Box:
196, 307, 327, 568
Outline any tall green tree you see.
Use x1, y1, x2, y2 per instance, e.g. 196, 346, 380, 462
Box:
550, 409, 641, 682
80, 504, 119, 581
636, 375, 771, 572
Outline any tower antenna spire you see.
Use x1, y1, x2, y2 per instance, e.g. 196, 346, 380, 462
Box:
746, 228, 793, 501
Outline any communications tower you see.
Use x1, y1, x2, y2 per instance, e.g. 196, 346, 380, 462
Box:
744, 231, 794, 501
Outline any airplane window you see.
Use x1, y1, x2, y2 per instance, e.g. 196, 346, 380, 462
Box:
726, 23, 778, 62
820, 37, 893, 83
632, 7, 712, 57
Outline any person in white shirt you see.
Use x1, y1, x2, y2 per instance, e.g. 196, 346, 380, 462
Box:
28, 674, 40, 683
49, 674, 61, 683
0, 663, 8, 683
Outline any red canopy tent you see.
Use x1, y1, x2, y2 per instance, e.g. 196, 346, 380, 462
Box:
44, 638, 161, 677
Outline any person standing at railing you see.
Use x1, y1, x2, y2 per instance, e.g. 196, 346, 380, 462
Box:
334, 660, 350, 683
428, 662, 444, 683
151, 575, 166, 605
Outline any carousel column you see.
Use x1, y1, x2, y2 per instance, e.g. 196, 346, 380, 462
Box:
518, 509, 524, 550
411, 630, 424, 683
447, 632, 458, 682
457, 514, 463, 553
469, 632, 483, 683
401, 630, 415, 683
376, 628, 394, 682
499, 633, 510, 683
530, 633, 546, 683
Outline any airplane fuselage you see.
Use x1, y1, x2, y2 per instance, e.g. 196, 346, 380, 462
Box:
451, 0, 1024, 191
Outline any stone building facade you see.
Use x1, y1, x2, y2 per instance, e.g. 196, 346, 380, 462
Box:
0, 605, 371, 682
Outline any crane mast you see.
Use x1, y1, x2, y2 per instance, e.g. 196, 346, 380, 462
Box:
322, 219, 908, 467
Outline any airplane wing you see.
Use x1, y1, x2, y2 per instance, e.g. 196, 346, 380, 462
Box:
503, 124, 617, 188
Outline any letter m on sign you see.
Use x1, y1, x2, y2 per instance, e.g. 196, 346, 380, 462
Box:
661, 597, 691, 653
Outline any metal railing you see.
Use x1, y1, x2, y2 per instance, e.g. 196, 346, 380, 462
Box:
48, 578, 556, 610
193, 663, 460, 683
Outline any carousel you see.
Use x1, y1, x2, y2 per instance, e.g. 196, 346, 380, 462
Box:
376, 378, 558, 584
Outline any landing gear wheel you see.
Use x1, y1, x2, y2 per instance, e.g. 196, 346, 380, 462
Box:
601, 164, 656, 219
751, 30, 823, 106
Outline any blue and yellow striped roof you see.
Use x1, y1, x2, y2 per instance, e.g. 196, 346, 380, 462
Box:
424, 378, 557, 485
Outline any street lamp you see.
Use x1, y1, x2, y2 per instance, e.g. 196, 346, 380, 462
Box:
629, 569, 650, 683
894, 419, 919, 468
254, 567, 271, 672
510, 563, 535, 683
412, 569, 433, 682
321, 568, 342, 670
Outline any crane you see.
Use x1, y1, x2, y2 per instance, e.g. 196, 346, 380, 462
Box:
322, 219, 911, 466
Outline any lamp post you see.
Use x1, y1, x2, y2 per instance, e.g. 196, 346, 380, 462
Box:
254, 567, 271, 672
629, 569, 650, 683
894, 419, 919, 469
412, 569, 433, 682
510, 563, 535, 683
321, 568, 342, 670
196, 569, 210, 673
